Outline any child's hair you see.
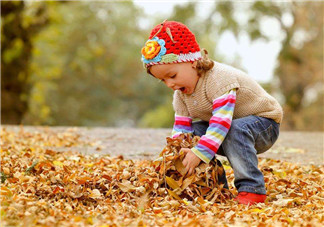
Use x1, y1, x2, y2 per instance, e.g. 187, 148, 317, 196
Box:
146, 48, 214, 77
195, 49, 214, 76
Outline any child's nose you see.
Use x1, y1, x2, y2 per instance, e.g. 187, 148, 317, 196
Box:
165, 80, 175, 89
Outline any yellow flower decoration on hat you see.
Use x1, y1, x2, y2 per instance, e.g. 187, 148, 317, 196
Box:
142, 40, 161, 60
141, 37, 166, 64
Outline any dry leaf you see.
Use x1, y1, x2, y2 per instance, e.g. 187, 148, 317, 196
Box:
165, 176, 180, 190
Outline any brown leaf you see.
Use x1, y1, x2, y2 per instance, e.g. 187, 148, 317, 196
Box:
174, 158, 187, 176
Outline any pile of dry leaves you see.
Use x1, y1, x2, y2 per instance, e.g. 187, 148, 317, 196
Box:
1, 127, 323, 226
155, 134, 232, 204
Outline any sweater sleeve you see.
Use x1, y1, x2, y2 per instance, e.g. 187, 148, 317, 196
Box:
171, 91, 193, 138
191, 89, 236, 163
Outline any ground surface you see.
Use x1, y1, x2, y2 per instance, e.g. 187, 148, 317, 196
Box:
1, 126, 323, 226
4, 126, 323, 165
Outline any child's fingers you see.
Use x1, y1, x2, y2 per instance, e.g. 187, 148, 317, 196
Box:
184, 161, 192, 176
188, 167, 194, 176
180, 148, 189, 155
183, 159, 190, 175
182, 157, 188, 166
182, 164, 189, 176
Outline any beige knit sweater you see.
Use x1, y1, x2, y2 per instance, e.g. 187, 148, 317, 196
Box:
173, 61, 283, 124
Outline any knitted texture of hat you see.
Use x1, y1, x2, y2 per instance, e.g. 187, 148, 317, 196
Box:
141, 21, 202, 67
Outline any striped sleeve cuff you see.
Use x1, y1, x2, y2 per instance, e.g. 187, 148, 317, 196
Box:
191, 147, 213, 163
171, 115, 193, 138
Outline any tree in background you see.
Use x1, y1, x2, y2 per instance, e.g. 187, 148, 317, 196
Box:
247, 1, 323, 130
24, 1, 172, 126
205, 1, 323, 130
272, 3, 323, 130
1, 1, 49, 124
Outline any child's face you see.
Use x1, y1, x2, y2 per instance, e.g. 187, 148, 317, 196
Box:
150, 62, 199, 95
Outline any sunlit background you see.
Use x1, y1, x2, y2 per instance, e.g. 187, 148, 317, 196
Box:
1, 1, 323, 130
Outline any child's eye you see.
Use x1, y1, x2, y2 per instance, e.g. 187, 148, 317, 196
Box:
170, 75, 176, 79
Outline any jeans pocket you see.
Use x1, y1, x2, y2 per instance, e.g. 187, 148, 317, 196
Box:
255, 123, 274, 154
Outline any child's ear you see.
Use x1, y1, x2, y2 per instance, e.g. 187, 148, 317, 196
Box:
192, 61, 197, 69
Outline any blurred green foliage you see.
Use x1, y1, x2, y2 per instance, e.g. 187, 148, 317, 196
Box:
1, 1, 323, 130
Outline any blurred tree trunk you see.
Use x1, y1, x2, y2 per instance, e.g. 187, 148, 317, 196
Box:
274, 3, 323, 130
1, 1, 49, 124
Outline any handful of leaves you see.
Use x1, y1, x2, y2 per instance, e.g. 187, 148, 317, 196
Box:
155, 133, 233, 203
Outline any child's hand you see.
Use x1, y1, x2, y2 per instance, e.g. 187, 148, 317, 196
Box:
181, 148, 201, 176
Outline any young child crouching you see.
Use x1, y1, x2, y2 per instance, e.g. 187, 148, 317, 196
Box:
141, 20, 282, 205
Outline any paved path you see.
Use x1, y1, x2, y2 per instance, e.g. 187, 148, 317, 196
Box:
3, 126, 324, 165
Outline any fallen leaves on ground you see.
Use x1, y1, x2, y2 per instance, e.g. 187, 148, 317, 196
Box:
1, 127, 323, 226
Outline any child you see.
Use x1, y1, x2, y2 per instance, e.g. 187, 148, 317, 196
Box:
141, 20, 282, 205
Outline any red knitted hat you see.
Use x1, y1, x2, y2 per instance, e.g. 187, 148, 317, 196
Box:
141, 20, 202, 67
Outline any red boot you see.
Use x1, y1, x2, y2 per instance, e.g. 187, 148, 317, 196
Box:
235, 192, 266, 205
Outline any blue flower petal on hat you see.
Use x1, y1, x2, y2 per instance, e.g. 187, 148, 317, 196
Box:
141, 37, 167, 64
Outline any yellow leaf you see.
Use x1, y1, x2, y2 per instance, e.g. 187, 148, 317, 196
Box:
223, 164, 231, 170
286, 217, 293, 225
167, 189, 182, 200
273, 170, 287, 178
53, 161, 63, 167
73, 216, 83, 222
166, 176, 180, 190
86, 217, 93, 225
181, 175, 195, 190
249, 208, 265, 213
182, 198, 189, 205
85, 163, 94, 167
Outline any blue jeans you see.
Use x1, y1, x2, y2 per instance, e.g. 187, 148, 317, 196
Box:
192, 115, 280, 194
